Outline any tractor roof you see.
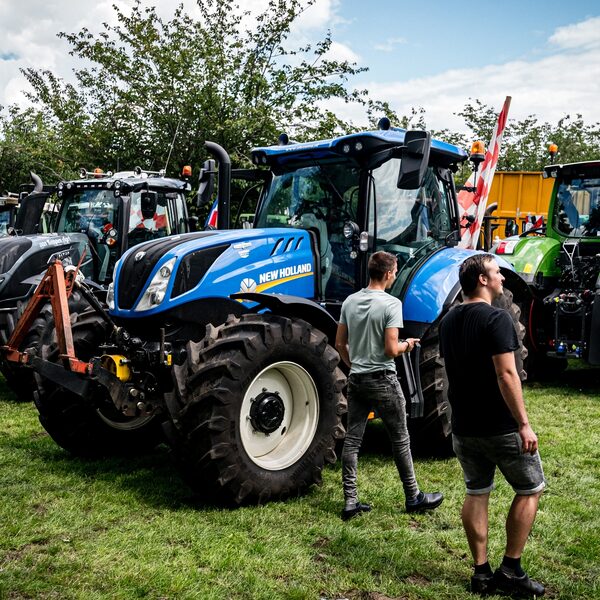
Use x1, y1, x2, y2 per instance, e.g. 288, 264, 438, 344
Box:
251, 128, 468, 171
60, 171, 190, 193
543, 160, 600, 179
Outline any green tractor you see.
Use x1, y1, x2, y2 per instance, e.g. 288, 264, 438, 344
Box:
491, 160, 600, 373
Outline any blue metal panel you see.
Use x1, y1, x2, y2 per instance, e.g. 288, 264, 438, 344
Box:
253, 129, 467, 160
402, 248, 515, 324
110, 228, 316, 318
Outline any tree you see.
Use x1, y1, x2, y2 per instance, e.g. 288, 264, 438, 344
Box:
14, 0, 368, 182
455, 99, 600, 171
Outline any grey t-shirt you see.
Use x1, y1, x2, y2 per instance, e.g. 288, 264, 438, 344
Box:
339, 288, 404, 374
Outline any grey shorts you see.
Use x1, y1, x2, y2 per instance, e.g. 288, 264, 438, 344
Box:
452, 432, 546, 496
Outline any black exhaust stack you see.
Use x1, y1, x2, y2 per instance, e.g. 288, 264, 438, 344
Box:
204, 141, 231, 230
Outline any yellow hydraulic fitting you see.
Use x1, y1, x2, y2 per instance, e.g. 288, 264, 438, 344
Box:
101, 354, 132, 382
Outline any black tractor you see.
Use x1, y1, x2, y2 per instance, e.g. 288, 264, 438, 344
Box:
0, 167, 195, 400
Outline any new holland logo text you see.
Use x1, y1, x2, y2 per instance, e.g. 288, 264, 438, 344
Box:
259, 263, 312, 284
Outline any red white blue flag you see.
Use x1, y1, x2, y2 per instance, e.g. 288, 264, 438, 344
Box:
206, 198, 219, 228
458, 96, 511, 249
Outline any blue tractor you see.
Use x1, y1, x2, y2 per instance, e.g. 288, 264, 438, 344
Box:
8, 124, 529, 504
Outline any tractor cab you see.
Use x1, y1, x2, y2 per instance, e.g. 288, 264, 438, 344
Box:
0, 194, 19, 236
53, 168, 192, 284
250, 125, 467, 316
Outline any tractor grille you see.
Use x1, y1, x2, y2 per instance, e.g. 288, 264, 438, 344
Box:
172, 244, 230, 298
117, 232, 218, 309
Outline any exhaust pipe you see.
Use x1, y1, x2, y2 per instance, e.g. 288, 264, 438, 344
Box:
204, 141, 231, 230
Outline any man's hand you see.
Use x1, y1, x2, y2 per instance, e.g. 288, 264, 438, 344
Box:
403, 338, 420, 353
519, 423, 538, 455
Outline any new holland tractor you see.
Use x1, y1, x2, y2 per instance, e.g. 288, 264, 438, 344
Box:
492, 160, 600, 373
0, 167, 194, 400
3, 124, 529, 505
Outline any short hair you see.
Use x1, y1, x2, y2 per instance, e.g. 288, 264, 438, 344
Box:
368, 251, 397, 281
459, 253, 495, 295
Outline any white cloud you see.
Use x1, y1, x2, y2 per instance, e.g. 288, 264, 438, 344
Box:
374, 37, 407, 53
1, 4, 599, 140
549, 15, 600, 50
327, 41, 361, 64
329, 15, 600, 135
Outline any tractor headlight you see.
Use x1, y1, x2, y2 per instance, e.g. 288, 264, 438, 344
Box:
107, 281, 115, 310
134, 258, 176, 312
107, 265, 117, 310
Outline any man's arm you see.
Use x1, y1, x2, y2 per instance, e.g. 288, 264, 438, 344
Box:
335, 323, 351, 369
492, 352, 538, 454
384, 327, 420, 358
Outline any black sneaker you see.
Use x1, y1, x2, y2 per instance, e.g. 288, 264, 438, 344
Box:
493, 567, 545, 597
405, 491, 444, 513
341, 501, 372, 521
470, 572, 495, 595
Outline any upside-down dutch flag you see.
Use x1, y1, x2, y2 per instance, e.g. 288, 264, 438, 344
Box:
458, 96, 511, 249
205, 198, 219, 228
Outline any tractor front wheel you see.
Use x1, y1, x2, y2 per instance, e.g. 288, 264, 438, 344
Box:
166, 314, 346, 504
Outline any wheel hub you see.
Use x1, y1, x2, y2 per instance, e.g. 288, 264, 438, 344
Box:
249, 390, 285, 434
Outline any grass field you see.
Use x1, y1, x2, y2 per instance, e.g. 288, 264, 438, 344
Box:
1, 368, 599, 599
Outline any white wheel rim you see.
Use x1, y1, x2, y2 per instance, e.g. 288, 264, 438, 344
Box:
240, 361, 319, 470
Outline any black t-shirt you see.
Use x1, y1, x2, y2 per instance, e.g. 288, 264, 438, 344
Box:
439, 302, 519, 436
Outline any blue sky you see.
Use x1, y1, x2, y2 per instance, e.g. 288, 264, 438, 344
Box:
1, 0, 599, 133
333, 0, 599, 81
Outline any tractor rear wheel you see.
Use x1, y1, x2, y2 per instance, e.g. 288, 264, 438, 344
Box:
410, 288, 527, 454
165, 314, 346, 505
34, 308, 164, 456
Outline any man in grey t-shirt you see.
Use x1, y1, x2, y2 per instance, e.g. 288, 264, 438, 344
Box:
335, 251, 443, 521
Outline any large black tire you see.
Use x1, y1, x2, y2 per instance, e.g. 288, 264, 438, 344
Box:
34, 308, 164, 456
1, 292, 89, 402
165, 314, 347, 505
409, 288, 527, 454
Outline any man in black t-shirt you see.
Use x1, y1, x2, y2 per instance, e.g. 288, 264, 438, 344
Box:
440, 254, 545, 598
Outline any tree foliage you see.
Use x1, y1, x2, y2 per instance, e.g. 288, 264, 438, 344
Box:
1, 2, 600, 194
4, 0, 368, 188
455, 99, 600, 170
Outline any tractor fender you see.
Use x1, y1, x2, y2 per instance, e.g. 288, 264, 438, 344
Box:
231, 292, 339, 344
402, 247, 530, 328
492, 236, 561, 283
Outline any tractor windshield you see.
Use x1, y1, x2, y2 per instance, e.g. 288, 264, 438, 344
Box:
56, 187, 187, 283
371, 160, 453, 294
554, 178, 600, 237
57, 189, 120, 236
0, 208, 13, 235
254, 162, 358, 229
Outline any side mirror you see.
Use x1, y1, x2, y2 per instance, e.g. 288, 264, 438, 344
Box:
397, 130, 431, 190
505, 218, 519, 237
197, 159, 216, 207
140, 191, 158, 219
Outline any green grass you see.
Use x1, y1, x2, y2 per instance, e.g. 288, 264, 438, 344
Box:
1, 368, 599, 599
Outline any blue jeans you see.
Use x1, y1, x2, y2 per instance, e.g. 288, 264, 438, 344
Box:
342, 371, 420, 505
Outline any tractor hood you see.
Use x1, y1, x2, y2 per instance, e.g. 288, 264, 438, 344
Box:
0, 232, 92, 305
109, 229, 317, 317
